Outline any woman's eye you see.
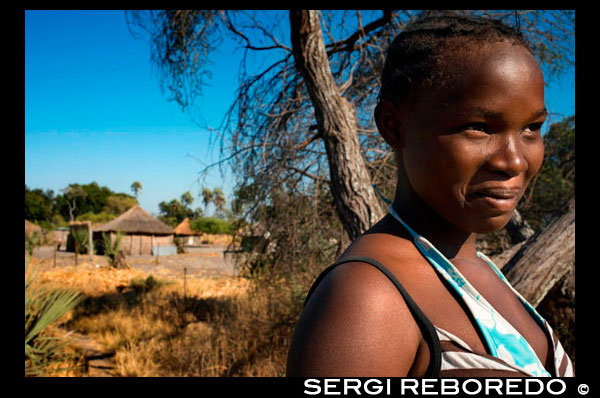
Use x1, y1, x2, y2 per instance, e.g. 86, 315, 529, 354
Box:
522, 123, 544, 137
463, 123, 488, 132
456, 123, 490, 136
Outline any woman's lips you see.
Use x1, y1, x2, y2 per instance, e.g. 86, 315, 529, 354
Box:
466, 187, 521, 212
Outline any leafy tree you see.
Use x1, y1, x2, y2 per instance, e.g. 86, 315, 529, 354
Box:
76, 211, 117, 224
103, 194, 138, 216
131, 181, 143, 200
158, 198, 199, 226
55, 182, 136, 221
59, 185, 87, 222
25, 185, 55, 223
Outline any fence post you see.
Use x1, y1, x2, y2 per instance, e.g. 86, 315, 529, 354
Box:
183, 267, 187, 312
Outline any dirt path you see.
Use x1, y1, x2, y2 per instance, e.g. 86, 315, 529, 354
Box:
66, 331, 117, 376
31, 245, 239, 281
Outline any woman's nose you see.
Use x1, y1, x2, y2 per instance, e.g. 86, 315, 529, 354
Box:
484, 135, 528, 177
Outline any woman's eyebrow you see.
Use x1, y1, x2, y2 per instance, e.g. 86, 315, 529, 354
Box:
454, 107, 547, 119
531, 108, 548, 119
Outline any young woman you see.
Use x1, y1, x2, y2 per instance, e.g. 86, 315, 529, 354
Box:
286, 14, 574, 378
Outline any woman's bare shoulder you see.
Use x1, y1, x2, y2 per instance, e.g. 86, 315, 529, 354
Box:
286, 241, 423, 377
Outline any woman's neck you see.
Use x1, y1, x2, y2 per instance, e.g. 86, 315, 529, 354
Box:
390, 178, 479, 262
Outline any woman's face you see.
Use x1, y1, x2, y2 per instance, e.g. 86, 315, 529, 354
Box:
399, 42, 546, 234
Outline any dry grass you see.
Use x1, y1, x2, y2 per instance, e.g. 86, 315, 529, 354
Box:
31, 257, 299, 377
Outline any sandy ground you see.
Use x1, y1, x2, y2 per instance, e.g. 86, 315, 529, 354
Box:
30, 245, 239, 281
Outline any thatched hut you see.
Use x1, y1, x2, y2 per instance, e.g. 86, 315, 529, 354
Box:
174, 217, 203, 246
93, 205, 175, 255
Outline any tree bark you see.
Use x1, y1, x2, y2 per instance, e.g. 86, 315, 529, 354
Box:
497, 196, 575, 308
289, 10, 384, 240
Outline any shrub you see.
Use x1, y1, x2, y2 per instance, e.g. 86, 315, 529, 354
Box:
102, 232, 124, 267
129, 275, 168, 293
25, 232, 43, 256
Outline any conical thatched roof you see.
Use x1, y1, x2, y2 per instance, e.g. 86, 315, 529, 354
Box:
25, 219, 42, 235
174, 218, 201, 236
94, 205, 174, 235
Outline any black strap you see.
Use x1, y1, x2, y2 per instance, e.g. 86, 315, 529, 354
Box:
304, 255, 441, 377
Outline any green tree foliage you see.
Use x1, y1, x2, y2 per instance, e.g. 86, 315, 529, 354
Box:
190, 217, 235, 235
158, 197, 202, 226
54, 182, 136, 222
25, 185, 55, 223
76, 211, 117, 224
104, 194, 138, 215
25, 259, 82, 376
520, 115, 575, 230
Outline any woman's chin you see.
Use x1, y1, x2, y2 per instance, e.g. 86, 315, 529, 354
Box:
470, 214, 514, 235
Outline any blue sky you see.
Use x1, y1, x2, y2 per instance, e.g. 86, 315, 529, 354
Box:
25, 10, 575, 216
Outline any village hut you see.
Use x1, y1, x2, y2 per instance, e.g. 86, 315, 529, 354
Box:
174, 217, 203, 246
25, 219, 42, 236
93, 205, 175, 256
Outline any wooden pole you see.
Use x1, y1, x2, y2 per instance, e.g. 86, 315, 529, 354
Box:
89, 222, 94, 261
183, 267, 187, 312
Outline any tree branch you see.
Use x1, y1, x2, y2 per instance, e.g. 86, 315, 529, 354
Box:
325, 10, 394, 54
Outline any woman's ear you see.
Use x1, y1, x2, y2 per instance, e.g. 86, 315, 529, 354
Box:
375, 100, 404, 150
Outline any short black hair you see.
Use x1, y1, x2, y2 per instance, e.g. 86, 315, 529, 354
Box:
379, 14, 533, 106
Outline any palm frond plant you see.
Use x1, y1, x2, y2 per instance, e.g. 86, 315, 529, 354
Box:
25, 259, 83, 376
102, 232, 126, 268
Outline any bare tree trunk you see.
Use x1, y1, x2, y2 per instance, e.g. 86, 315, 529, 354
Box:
499, 196, 575, 308
290, 10, 384, 240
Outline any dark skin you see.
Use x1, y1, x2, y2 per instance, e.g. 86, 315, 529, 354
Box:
286, 41, 551, 377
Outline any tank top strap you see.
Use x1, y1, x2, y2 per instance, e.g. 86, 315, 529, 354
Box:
304, 255, 441, 377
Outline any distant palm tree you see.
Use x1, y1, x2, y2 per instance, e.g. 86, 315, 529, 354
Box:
131, 181, 143, 201
181, 191, 194, 208
201, 187, 213, 215
213, 188, 226, 216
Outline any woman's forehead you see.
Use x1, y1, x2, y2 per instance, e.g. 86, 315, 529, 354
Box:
423, 43, 544, 104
